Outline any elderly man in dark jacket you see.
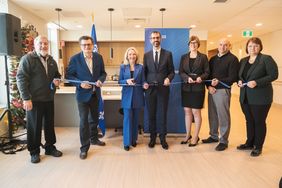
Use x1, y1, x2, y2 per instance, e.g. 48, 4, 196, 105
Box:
17, 35, 62, 163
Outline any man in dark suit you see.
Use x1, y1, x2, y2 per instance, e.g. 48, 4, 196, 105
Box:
143, 31, 175, 150
66, 36, 107, 159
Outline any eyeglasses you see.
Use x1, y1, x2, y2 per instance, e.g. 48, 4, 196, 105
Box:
189, 41, 198, 45
150, 37, 160, 40
80, 43, 92, 47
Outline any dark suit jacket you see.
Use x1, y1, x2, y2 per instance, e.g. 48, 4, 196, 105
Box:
179, 52, 209, 92
118, 63, 145, 109
143, 48, 175, 84
239, 53, 278, 105
66, 51, 107, 103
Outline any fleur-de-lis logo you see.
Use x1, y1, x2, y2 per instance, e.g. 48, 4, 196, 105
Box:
99, 111, 104, 120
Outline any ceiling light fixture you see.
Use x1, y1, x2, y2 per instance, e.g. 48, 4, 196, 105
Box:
255, 23, 263, 27
55, 8, 63, 59
108, 8, 114, 59
190, 24, 196, 28
160, 8, 166, 28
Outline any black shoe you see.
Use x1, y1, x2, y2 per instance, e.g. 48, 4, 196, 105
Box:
250, 148, 262, 157
215, 143, 228, 151
31, 154, 40, 164
91, 139, 106, 146
80, 152, 87, 160
148, 139, 156, 148
202, 137, 219, 144
237, 144, 253, 150
124, 146, 130, 151
45, 148, 63, 157
180, 135, 192, 144
132, 142, 137, 147
161, 141, 169, 150
188, 137, 200, 147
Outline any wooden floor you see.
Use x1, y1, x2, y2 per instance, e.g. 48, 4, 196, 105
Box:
0, 96, 282, 188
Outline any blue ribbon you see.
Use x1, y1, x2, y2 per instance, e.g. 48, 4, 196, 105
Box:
50, 79, 232, 89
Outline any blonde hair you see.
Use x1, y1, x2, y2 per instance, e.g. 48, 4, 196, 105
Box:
123, 47, 139, 65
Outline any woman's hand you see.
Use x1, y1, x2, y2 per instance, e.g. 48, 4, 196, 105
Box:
126, 78, 135, 85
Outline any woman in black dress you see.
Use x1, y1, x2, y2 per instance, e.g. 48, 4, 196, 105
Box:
179, 35, 210, 146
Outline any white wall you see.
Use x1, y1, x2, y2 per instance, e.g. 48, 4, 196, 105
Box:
8, 1, 47, 36
231, 29, 282, 104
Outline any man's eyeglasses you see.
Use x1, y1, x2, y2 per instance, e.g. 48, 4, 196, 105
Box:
80, 43, 92, 47
150, 37, 160, 40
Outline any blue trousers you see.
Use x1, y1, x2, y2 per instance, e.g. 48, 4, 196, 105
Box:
123, 108, 140, 147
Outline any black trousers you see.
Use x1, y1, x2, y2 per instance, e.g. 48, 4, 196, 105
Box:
77, 94, 99, 152
240, 103, 271, 149
145, 85, 169, 141
26, 101, 56, 155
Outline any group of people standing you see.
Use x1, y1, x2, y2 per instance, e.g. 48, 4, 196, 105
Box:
16, 31, 278, 163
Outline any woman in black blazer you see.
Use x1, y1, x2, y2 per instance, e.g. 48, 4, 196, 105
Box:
237, 37, 278, 157
179, 35, 210, 146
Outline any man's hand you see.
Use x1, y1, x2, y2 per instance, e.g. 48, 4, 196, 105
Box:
164, 78, 170, 86
208, 86, 216, 95
196, 77, 202, 83
211, 78, 219, 87
95, 80, 103, 87
23, 100, 33, 111
53, 79, 60, 87
188, 77, 195, 83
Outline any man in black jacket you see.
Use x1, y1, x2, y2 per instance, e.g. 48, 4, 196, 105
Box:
143, 31, 175, 150
17, 36, 62, 163
202, 38, 239, 151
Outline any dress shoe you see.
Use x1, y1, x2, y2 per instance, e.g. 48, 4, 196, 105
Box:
91, 139, 106, 146
180, 135, 192, 144
250, 148, 262, 157
31, 154, 40, 164
148, 139, 156, 148
215, 143, 228, 151
161, 141, 169, 150
132, 142, 137, 147
124, 146, 130, 151
202, 137, 219, 144
45, 148, 63, 157
79, 152, 87, 160
237, 144, 253, 150
188, 137, 200, 147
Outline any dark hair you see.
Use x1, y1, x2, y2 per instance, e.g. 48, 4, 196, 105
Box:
189, 35, 200, 47
150, 31, 161, 38
245, 37, 263, 54
79, 36, 94, 44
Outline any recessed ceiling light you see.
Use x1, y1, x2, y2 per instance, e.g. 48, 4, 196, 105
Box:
190, 24, 196, 28
76, 25, 83, 28
227, 34, 232, 37
135, 24, 141, 28
209, 41, 214, 44
255, 23, 263, 27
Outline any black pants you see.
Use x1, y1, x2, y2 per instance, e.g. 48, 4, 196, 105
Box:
240, 103, 271, 149
26, 101, 56, 155
145, 85, 169, 141
77, 94, 99, 152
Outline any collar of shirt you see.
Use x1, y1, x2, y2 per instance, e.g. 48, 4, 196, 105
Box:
83, 52, 93, 60
217, 51, 229, 58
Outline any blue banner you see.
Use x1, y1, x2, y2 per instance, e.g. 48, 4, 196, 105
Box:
91, 24, 106, 136
144, 28, 189, 133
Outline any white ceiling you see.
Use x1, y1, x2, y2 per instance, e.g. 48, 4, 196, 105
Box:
10, 0, 282, 49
